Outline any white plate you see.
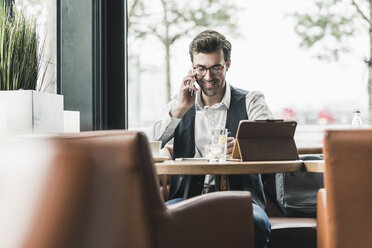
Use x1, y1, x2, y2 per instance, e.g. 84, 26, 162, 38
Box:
153, 156, 169, 162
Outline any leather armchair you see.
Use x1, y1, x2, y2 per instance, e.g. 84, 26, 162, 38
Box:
317, 129, 372, 248
13, 131, 254, 248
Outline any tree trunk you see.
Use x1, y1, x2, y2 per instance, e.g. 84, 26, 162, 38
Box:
368, 5, 372, 125
369, 26, 372, 125
165, 41, 172, 101
135, 54, 141, 126
160, 0, 172, 102
369, 66, 372, 126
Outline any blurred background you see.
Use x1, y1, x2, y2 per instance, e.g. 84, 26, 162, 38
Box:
127, 0, 370, 147
17, 0, 371, 146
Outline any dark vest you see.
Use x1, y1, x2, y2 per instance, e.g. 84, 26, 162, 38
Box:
170, 85, 266, 209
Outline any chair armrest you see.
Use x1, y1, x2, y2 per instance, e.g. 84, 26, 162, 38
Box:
155, 191, 253, 248
317, 188, 328, 248
298, 146, 323, 154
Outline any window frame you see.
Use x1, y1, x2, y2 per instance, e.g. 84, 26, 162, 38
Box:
57, 0, 128, 130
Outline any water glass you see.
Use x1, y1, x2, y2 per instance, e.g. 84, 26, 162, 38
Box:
204, 144, 226, 162
206, 128, 228, 162
211, 129, 228, 146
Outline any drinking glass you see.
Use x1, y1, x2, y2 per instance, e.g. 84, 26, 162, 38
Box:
205, 129, 228, 162
204, 144, 225, 162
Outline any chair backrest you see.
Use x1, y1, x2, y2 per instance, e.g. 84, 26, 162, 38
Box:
21, 130, 164, 248
323, 129, 372, 248
297, 146, 323, 155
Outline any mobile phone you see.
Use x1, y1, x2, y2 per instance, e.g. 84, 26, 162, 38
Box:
189, 69, 196, 96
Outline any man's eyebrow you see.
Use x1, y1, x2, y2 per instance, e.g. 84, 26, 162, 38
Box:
194, 63, 224, 67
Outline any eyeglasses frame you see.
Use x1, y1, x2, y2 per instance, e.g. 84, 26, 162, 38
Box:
193, 62, 227, 76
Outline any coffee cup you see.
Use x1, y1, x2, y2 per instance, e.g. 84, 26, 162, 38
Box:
149, 141, 162, 157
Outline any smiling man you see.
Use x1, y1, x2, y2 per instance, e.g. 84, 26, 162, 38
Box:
146, 30, 273, 248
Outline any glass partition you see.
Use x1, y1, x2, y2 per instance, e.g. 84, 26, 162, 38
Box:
128, 0, 369, 146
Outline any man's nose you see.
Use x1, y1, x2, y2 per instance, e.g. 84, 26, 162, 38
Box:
204, 69, 213, 80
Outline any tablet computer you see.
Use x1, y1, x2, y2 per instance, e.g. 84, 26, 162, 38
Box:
232, 120, 299, 161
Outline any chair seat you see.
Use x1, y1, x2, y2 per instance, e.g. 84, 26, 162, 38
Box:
268, 217, 316, 248
270, 217, 316, 229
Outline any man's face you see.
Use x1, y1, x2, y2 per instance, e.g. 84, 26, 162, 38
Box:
193, 48, 231, 98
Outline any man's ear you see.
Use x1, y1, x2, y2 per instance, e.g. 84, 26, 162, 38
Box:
226, 59, 231, 71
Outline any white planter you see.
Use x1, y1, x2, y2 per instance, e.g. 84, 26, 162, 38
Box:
63, 110, 80, 133
0, 90, 63, 135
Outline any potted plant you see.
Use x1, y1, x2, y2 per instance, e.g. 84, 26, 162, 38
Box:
0, 1, 63, 136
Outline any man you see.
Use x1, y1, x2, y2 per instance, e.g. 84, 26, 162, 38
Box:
146, 30, 272, 248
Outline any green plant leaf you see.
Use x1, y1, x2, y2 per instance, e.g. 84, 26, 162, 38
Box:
0, 1, 41, 90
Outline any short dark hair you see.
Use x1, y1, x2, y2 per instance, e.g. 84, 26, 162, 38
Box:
189, 30, 232, 63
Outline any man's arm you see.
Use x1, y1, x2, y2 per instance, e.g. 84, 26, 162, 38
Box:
226, 91, 273, 156
145, 70, 198, 145
245, 91, 273, 120
144, 98, 182, 145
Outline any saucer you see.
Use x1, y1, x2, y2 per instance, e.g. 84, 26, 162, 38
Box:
153, 156, 169, 162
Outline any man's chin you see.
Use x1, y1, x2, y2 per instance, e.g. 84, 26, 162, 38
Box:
201, 88, 218, 97
200, 80, 225, 97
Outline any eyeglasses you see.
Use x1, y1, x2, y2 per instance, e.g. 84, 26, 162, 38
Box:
193, 63, 226, 76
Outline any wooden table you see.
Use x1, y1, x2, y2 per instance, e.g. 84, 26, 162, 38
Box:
155, 159, 324, 199
155, 160, 325, 175
155, 160, 304, 175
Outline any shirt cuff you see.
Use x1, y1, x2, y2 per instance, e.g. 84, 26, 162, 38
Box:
163, 111, 181, 129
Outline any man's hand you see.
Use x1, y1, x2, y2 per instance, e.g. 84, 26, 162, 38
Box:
226, 137, 235, 157
170, 70, 198, 118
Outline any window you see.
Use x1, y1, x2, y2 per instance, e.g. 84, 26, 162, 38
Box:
14, 0, 127, 130
128, 0, 368, 146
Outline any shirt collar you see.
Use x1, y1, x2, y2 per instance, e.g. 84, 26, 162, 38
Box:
196, 83, 231, 110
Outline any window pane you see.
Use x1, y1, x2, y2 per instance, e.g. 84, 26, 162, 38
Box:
128, 0, 368, 146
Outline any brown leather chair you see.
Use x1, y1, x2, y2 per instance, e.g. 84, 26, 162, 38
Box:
317, 129, 372, 248
13, 131, 254, 248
